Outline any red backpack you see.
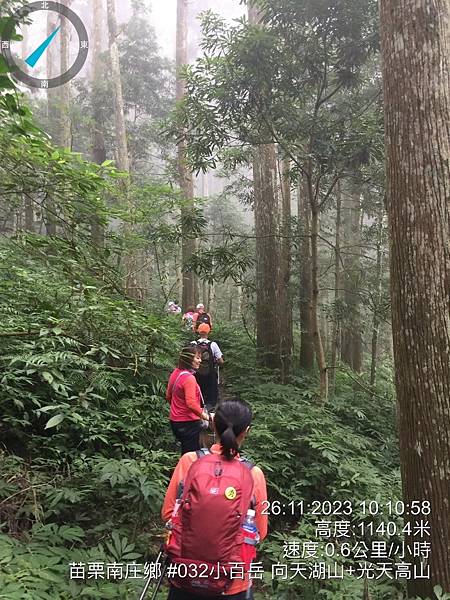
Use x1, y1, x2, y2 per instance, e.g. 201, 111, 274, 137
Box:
165, 449, 255, 596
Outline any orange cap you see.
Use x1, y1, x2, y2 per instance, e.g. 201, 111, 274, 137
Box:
198, 323, 211, 334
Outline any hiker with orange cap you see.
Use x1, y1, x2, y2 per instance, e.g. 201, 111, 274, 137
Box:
192, 323, 223, 412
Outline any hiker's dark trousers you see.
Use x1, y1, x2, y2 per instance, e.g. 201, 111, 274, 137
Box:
170, 420, 202, 455
195, 372, 218, 411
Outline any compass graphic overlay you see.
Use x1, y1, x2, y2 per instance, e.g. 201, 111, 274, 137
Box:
1, 1, 89, 89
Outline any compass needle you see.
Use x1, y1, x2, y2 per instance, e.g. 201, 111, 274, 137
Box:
25, 25, 61, 68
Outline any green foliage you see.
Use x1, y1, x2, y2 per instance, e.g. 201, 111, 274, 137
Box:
0, 90, 181, 597
0, 523, 151, 599
221, 324, 401, 599
169, 0, 381, 179
0, 9, 401, 598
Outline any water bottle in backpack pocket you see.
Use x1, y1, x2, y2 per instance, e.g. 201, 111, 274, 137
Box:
240, 508, 259, 571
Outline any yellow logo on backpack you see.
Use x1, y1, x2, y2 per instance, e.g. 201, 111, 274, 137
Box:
225, 486, 237, 500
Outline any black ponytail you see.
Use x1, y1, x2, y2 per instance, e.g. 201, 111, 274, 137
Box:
214, 398, 252, 460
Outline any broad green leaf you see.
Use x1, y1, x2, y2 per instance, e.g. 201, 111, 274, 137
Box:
44, 414, 65, 429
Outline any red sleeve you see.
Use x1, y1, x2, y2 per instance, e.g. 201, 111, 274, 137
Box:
252, 466, 268, 540
183, 376, 203, 417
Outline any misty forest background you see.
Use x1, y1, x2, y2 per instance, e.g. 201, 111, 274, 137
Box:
0, 0, 449, 599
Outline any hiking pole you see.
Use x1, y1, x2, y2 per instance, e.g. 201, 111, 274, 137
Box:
138, 549, 168, 600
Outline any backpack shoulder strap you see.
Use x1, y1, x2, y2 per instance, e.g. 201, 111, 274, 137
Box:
172, 370, 192, 392
239, 457, 256, 509
195, 448, 211, 459
178, 448, 210, 499
239, 457, 255, 471
197, 338, 211, 346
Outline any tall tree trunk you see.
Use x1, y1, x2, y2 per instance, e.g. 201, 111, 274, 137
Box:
253, 144, 281, 370
310, 196, 328, 401
177, 0, 196, 309
380, 0, 450, 595
236, 285, 243, 318
202, 279, 208, 306
249, 3, 281, 372
106, 0, 129, 174
330, 182, 342, 393
107, 0, 139, 299
279, 157, 293, 382
321, 305, 330, 356
248, 3, 259, 23
24, 198, 34, 232
341, 188, 363, 372
298, 179, 314, 371
45, 10, 58, 236
46, 10, 58, 122
91, 0, 106, 247
370, 206, 384, 387
208, 281, 215, 315
20, 27, 34, 231
175, 249, 183, 305
59, 0, 71, 150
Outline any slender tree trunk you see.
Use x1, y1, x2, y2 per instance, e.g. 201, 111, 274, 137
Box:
207, 282, 215, 314
46, 10, 58, 122
107, 0, 140, 299
310, 196, 328, 401
177, 0, 196, 309
370, 207, 384, 387
321, 306, 329, 356
279, 157, 293, 382
236, 285, 243, 318
380, 0, 450, 595
330, 182, 342, 393
202, 279, 208, 306
201, 170, 209, 197
106, 0, 129, 173
59, 0, 71, 150
298, 178, 314, 371
91, 0, 106, 247
176, 249, 183, 305
363, 578, 372, 600
20, 27, 34, 231
248, 3, 259, 23
341, 188, 363, 372
24, 199, 34, 232
45, 10, 58, 236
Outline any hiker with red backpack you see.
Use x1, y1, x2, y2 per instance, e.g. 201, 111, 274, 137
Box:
161, 399, 268, 600
192, 323, 223, 412
192, 303, 212, 331
166, 346, 210, 455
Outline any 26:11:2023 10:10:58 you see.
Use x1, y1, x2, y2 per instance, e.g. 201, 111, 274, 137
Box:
260, 499, 431, 517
